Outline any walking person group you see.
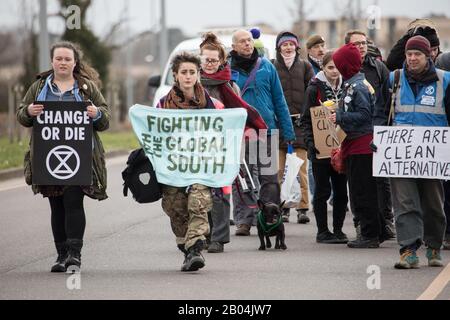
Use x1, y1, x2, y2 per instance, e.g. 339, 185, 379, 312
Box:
18, 18, 449, 273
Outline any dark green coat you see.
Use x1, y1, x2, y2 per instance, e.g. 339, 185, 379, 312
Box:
16, 72, 110, 200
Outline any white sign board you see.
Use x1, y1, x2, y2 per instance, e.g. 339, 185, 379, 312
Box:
373, 126, 450, 179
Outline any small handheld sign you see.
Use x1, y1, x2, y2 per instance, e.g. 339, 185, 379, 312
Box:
32, 101, 93, 185
310, 102, 345, 159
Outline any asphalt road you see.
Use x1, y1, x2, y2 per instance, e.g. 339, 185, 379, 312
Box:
0, 156, 449, 300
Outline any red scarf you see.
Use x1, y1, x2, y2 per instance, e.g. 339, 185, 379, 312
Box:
201, 64, 267, 132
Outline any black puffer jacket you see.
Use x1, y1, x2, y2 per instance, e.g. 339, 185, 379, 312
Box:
361, 55, 390, 124
273, 31, 314, 149
386, 27, 441, 71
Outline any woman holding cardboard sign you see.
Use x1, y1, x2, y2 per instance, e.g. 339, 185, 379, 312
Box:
300, 51, 349, 244
17, 41, 110, 273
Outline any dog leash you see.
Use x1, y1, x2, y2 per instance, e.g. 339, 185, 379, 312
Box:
257, 210, 283, 235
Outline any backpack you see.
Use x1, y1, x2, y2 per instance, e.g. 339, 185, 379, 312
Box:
121, 148, 162, 203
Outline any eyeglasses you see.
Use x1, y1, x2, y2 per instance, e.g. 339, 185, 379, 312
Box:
201, 57, 220, 66
352, 41, 367, 47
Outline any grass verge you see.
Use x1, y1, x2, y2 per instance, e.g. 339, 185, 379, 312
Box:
0, 130, 139, 170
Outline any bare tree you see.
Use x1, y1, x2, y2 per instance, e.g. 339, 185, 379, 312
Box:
291, 0, 314, 38
334, 0, 363, 31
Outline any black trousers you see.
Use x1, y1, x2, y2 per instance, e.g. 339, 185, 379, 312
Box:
48, 186, 86, 242
346, 154, 385, 239
312, 161, 348, 234
352, 177, 392, 226
444, 180, 450, 235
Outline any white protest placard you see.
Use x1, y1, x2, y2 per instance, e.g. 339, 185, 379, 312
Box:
129, 105, 247, 188
373, 126, 450, 179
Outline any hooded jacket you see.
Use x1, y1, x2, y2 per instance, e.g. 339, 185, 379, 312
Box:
335, 73, 375, 140
300, 71, 343, 162
361, 54, 390, 124
386, 26, 442, 72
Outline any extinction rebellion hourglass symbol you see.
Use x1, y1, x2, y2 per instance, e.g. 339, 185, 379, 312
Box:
46, 145, 80, 180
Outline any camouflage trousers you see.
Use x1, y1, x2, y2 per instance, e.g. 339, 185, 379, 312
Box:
161, 184, 212, 250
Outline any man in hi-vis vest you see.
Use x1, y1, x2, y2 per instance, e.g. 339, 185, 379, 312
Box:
379, 35, 450, 269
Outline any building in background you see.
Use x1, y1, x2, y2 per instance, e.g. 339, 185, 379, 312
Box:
292, 14, 450, 58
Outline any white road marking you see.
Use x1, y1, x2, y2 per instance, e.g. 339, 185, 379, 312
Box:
417, 262, 450, 300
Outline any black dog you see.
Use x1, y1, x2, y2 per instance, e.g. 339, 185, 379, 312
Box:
256, 200, 287, 251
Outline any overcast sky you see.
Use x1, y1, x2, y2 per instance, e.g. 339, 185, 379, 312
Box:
1, 0, 449, 37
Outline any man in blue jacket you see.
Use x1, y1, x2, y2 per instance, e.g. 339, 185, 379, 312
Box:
374, 36, 450, 268
230, 29, 295, 236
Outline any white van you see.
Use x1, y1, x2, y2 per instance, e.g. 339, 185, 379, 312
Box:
148, 33, 277, 107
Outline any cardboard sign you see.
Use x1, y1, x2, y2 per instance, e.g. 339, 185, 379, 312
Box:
310, 106, 343, 159
32, 101, 92, 185
129, 105, 247, 188
373, 126, 450, 179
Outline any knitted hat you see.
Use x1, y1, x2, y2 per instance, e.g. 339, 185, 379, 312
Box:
332, 43, 362, 80
406, 35, 431, 57
249, 28, 261, 40
425, 31, 440, 47
277, 34, 299, 48
306, 34, 325, 49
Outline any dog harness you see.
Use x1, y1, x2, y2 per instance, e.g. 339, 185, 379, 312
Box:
257, 210, 283, 235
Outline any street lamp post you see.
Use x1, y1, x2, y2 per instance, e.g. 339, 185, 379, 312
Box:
39, 0, 50, 72
159, 0, 168, 74
242, 0, 247, 27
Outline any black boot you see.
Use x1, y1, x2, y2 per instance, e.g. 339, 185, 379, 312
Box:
51, 241, 68, 273
177, 244, 188, 256
181, 240, 205, 272
177, 244, 188, 269
65, 239, 83, 272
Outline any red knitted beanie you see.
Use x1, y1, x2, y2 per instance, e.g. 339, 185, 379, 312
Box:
332, 43, 361, 80
406, 35, 431, 57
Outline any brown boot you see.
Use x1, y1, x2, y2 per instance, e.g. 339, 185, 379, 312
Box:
235, 224, 250, 236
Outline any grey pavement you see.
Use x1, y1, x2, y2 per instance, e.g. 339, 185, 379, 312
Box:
0, 156, 449, 300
